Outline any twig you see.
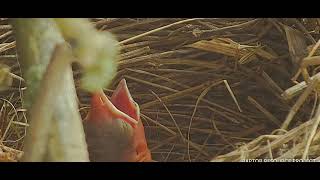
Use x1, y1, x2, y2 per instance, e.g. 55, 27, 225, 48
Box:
248, 96, 281, 127
302, 95, 320, 159
281, 75, 319, 130
119, 18, 204, 44
187, 82, 216, 161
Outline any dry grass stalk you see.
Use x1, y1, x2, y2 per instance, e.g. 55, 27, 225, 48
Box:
188, 38, 277, 65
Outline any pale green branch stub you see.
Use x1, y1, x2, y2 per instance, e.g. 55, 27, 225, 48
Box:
46, 65, 89, 161
12, 18, 65, 109
12, 19, 89, 161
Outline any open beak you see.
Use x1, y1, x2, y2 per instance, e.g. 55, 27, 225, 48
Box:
111, 79, 140, 121
88, 79, 139, 127
87, 79, 152, 162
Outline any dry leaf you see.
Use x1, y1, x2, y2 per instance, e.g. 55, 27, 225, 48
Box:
283, 25, 308, 71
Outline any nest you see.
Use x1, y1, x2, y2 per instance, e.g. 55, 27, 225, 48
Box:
1, 18, 320, 162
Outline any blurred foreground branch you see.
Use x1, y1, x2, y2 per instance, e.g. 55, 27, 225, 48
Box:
12, 19, 89, 161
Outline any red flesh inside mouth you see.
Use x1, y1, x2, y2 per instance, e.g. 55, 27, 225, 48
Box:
111, 79, 139, 121
87, 79, 138, 128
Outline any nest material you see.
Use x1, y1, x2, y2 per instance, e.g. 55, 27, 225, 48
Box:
1, 18, 320, 162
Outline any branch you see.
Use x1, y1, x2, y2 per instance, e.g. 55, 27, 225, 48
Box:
12, 19, 89, 161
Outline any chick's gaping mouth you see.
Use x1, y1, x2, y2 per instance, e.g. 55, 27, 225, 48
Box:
88, 79, 139, 128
